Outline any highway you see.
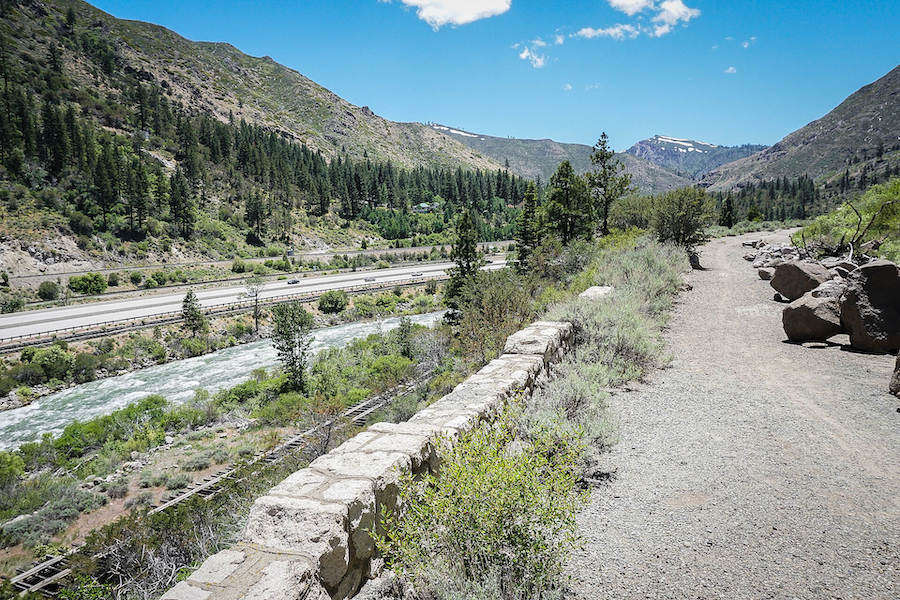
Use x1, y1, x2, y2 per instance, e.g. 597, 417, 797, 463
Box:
0, 259, 506, 341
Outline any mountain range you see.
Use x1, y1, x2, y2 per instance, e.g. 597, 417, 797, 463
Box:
701, 65, 900, 191
1, 0, 898, 261
427, 125, 694, 193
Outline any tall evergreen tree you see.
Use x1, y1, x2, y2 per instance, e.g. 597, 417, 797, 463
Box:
181, 290, 206, 337
446, 208, 483, 308
544, 160, 590, 244
515, 182, 539, 272
586, 132, 632, 236
719, 195, 735, 228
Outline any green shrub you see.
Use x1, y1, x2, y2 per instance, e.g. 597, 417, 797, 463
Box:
649, 187, 714, 251
37, 280, 60, 301
180, 337, 206, 358
795, 178, 900, 262
104, 479, 128, 499
165, 473, 191, 490
107, 272, 120, 287
376, 407, 586, 598
129, 271, 143, 285
0, 294, 24, 313
318, 289, 348, 314
180, 454, 210, 472
124, 492, 153, 510
67, 273, 108, 295
32, 346, 75, 381
72, 353, 101, 383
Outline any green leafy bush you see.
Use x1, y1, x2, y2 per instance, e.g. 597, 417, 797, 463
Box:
795, 178, 900, 262
67, 273, 108, 295
376, 408, 586, 598
318, 289, 348, 314
165, 473, 191, 490
37, 280, 60, 301
649, 187, 714, 251
180, 454, 210, 472
32, 346, 75, 381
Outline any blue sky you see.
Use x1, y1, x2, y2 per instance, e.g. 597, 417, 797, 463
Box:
92, 1, 899, 150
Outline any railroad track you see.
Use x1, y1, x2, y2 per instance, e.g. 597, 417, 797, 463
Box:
5, 373, 430, 597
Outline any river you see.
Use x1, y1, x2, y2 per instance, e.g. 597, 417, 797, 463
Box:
0, 311, 444, 450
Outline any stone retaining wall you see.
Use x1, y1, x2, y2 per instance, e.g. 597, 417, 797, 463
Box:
162, 320, 574, 600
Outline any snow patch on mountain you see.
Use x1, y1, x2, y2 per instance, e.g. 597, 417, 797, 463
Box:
431, 124, 483, 139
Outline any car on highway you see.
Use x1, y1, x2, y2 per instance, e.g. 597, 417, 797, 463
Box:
364, 277, 376, 282
411, 272, 424, 277
287, 279, 300, 285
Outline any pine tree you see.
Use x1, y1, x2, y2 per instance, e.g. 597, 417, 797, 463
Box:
719, 195, 734, 228
515, 181, 539, 272
586, 132, 632, 236
446, 208, 483, 309
544, 160, 590, 244
181, 290, 206, 337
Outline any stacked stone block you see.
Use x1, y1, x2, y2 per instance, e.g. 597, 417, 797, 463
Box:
161, 320, 574, 600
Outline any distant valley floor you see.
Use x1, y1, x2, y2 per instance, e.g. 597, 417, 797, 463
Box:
570, 231, 899, 599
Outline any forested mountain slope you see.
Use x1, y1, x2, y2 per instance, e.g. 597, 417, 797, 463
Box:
429, 124, 691, 194
703, 65, 900, 191
0, 0, 530, 276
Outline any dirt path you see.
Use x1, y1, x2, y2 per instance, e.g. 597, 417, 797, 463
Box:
570, 230, 899, 599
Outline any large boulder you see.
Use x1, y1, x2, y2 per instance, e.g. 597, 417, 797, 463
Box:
782, 295, 843, 342
770, 262, 832, 301
810, 278, 847, 299
840, 260, 900, 352
891, 354, 900, 397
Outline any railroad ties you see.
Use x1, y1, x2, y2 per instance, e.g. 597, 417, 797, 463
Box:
4, 372, 430, 597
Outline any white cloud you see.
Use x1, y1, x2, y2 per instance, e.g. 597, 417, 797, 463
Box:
742, 35, 757, 48
585, 82, 602, 91
555, 33, 565, 45
563, 83, 573, 91
607, 0, 655, 16
711, 44, 719, 50
384, 0, 511, 29
574, 24, 639, 40
532, 37, 547, 47
575, 0, 700, 42
518, 46, 546, 68
651, 0, 700, 37
724, 66, 737, 74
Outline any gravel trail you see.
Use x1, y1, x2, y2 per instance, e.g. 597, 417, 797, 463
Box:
570, 230, 899, 599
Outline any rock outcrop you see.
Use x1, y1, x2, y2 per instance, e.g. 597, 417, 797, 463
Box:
782, 295, 843, 342
770, 262, 832, 302
840, 260, 900, 352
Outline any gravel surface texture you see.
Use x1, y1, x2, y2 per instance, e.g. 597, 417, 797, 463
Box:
569, 230, 899, 599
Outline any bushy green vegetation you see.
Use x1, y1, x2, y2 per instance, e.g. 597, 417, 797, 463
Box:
794, 178, 900, 262
376, 407, 586, 599
0, 320, 442, 553
378, 229, 688, 598
318, 289, 348, 314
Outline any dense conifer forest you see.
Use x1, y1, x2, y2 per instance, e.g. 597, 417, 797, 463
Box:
0, 0, 527, 255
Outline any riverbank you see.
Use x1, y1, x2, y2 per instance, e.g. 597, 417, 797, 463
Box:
0, 285, 444, 412
0, 311, 450, 577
